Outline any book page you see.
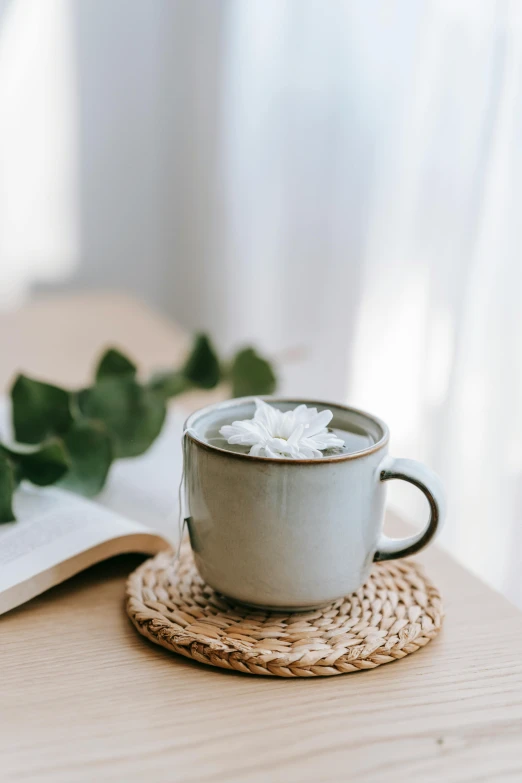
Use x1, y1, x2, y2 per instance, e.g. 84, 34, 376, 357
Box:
0, 398, 184, 614
0, 486, 170, 615
95, 405, 185, 539
0, 396, 185, 539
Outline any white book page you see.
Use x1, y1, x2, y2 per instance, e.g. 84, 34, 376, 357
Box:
0, 400, 185, 614
0, 486, 169, 614
95, 406, 185, 539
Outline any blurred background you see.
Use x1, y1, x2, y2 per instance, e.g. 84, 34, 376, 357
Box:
2, 0, 522, 606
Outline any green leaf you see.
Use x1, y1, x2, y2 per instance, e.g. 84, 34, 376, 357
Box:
229, 348, 277, 397
3, 440, 69, 486
58, 420, 113, 496
11, 374, 73, 444
95, 347, 137, 382
182, 334, 220, 389
0, 453, 15, 523
148, 370, 191, 399
78, 378, 166, 458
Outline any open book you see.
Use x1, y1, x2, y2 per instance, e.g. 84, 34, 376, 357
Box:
0, 405, 185, 615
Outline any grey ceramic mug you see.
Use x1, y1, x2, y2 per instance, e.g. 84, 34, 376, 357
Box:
184, 397, 445, 611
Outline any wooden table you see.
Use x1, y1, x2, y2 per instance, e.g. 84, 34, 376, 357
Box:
1, 293, 522, 783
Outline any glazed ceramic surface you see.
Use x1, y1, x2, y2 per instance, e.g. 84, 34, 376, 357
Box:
184, 397, 445, 610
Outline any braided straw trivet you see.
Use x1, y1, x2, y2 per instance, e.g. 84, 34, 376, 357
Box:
126, 544, 443, 677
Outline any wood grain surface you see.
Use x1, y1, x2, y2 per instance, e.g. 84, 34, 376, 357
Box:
1, 293, 521, 783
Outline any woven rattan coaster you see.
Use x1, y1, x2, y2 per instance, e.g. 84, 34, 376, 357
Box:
126, 544, 443, 677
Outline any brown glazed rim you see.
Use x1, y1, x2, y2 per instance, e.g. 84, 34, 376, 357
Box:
184, 396, 390, 464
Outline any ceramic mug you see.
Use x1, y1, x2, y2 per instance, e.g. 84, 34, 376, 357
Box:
184, 397, 445, 611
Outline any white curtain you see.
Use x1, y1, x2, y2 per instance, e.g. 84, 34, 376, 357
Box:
0, 0, 78, 306
180, 0, 522, 605
2, 0, 522, 605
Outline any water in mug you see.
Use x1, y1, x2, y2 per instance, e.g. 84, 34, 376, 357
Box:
201, 408, 375, 457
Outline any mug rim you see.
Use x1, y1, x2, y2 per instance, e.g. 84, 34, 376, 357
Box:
184, 396, 390, 464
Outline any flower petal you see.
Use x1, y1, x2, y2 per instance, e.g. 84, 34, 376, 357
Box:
307, 432, 344, 450
286, 423, 305, 447
220, 421, 266, 447
305, 409, 333, 436
254, 399, 280, 433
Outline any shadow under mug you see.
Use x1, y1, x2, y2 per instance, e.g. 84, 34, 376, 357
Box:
184, 397, 445, 611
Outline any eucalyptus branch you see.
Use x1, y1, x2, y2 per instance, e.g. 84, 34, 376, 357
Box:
0, 335, 276, 522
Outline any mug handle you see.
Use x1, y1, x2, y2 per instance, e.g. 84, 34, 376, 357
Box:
374, 456, 445, 562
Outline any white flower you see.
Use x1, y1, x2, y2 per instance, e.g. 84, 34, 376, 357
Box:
219, 399, 344, 459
